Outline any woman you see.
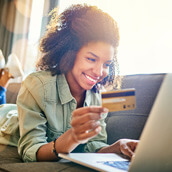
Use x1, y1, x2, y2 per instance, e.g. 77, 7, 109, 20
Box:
1, 4, 138, 162
0, 52, 24, 104
0, 69, 11, 104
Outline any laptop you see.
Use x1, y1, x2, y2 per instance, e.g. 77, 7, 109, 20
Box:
59, 73, 172, 172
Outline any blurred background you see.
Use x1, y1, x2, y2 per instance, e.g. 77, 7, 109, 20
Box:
0, 0, 172, 80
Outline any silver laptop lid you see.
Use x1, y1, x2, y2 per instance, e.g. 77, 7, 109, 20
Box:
129, 73, 172, 172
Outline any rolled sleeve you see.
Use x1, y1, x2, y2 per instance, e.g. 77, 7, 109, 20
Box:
22, 142, 47, 162
0, 86, 6, 104
84, 141, 109, 153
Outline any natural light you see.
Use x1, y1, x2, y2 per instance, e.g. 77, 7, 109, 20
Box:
59, 0, 172, 75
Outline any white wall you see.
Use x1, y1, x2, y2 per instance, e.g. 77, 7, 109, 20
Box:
59, 0, 172, 75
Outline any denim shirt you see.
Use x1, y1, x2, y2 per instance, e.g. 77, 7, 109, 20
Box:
0, 86, 6, 104
16, 71, 108, 162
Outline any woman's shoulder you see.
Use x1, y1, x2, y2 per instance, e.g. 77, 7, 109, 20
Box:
24, 71, 56, 85
19, 71, 59, 103
21, 71, 58, 95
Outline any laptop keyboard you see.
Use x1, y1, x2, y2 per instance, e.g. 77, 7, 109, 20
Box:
98, 161, 130, 171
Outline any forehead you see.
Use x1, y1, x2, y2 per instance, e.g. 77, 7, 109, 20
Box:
78, 41, 115, 60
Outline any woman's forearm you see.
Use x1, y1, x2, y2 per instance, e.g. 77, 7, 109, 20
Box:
36, 128, 79, 161
97, 139, 139, 159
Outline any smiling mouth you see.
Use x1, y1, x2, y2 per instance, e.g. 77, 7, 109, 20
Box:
84, 74, 98, 83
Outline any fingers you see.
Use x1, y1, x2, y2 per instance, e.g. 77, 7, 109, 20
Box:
127, 140, 138, 153
119, 139, 139, 159
71, 112, 101, 126
72, 126, 102, 144
73, 120, 101, 134
0, 68, 4, 78
121, 144, 134, 159
0, 68, 13, 88
0, 68, 12, 79
71, 106, 108, 128
73, 106, 108, 117
71, 106, 108, 144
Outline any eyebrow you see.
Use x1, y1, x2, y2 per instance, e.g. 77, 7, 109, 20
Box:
87, 52, 99, 58
87, 52, 113, 63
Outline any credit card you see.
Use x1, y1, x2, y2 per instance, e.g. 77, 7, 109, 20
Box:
101, 88, 136, 112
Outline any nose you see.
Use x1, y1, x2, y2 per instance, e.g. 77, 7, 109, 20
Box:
92, 64, 103, 77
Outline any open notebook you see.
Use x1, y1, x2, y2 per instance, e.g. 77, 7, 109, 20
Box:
59, 73, 172, 172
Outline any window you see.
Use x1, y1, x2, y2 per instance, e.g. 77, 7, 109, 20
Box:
0, 0, 59, 79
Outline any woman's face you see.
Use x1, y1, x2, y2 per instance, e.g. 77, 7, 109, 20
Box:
66, 41, 115, 93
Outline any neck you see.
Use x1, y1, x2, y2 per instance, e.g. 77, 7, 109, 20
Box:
65, 73, 86, 108
70, 89, 86, 108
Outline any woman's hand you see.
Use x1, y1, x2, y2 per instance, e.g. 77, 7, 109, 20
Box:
98, 139, 139, 159
116, 139, 139, 159
71, 106, 108, 144
0, 68, 14, 88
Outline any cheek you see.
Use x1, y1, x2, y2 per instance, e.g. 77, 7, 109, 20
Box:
98, 69, 109, 82
103, 68, 109, 78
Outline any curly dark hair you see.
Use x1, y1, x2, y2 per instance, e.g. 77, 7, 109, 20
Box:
36, 4, 120, 92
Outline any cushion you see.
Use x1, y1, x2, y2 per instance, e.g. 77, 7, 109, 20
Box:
0, 144, 94, 171
0, 144, 22, 164
6, 83, 21, 104
106, 73, 165, 144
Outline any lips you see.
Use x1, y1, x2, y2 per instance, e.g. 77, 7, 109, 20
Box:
84, 73, 99, 84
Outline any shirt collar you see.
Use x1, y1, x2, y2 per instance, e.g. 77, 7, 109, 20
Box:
57, 74, 95, 106
57, 74, 74, 104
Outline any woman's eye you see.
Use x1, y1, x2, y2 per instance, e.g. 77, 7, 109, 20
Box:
104, 63, 110, 68
87, 57, 96, 62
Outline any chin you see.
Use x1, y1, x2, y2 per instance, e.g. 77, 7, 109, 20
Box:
82, 84, 94, 91
84, 87, 93, 91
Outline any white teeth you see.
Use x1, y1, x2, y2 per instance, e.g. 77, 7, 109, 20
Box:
85, 74, 97, 82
